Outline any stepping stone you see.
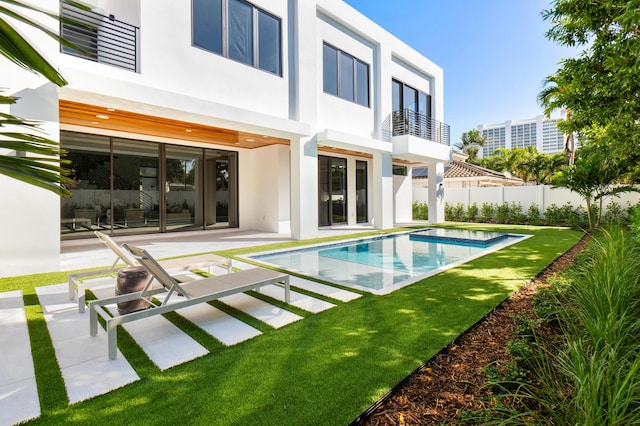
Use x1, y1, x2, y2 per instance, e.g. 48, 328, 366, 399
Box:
220, 293, 302, 328
289, 276, 361, 302
154, 294, 261, 346
36, 284, 139, 403
90, 283, 209, 370
257, 284, 335, 313
0, 290, 40, 426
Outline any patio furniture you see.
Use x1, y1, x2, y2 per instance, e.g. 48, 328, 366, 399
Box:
68, 231, 231, 313
74, 208, 98, 227
124, 208, 145, 227
89, 243, 290, 360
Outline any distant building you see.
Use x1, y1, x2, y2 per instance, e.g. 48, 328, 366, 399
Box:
413, 161, 523, 189
478, 115, 566, 157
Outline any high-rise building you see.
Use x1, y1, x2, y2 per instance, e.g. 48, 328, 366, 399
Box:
478, 115, 566, 157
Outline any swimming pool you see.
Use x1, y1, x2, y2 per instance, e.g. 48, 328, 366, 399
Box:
247, 228, 528, 295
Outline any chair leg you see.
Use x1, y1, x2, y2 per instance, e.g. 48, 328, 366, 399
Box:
284, 277, 290, 303
107, 320, 118, 360
89, 302, 98, 337
78, 282, 86, 313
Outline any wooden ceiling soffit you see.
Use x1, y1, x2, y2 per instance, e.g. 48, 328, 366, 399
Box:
318, 146, 373, 159
58, 100, 290, 149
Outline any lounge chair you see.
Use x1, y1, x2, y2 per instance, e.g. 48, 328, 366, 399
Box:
89, 243, 290, 360
68, 231, 231, 313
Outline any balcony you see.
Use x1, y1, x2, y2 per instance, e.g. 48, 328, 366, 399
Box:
60, 1, 138, 72
382, 109, 450, 146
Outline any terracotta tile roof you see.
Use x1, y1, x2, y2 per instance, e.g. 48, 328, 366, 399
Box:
413, 161, 523, 182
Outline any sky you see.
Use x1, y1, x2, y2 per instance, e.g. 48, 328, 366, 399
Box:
343, 0, 580, 145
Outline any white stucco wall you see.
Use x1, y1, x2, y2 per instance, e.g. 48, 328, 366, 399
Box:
239, 144, 290, 233
316, 13, 375, 138
393, 172, 413, 223
0, 0, 62, 277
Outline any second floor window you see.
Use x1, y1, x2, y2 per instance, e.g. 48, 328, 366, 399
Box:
193, 0, 281, 75
323, 43, 370, 107
392, 79, 431, 117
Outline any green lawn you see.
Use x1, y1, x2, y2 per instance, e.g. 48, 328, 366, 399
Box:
1, 224, 583, 425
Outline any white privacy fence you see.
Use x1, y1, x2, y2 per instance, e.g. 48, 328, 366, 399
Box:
414, 185, 640, 215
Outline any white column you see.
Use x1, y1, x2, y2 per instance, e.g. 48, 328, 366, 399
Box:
393, 165, 413, 223
372, 151, 393, 229
427, 161, 445, 223
290, 136, 318, 240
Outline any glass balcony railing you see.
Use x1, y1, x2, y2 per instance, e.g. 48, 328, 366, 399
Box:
382, 109, 450, 145
60, 0, 138, 72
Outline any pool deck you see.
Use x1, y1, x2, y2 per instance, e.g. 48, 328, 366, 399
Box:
2, 225, 380, 426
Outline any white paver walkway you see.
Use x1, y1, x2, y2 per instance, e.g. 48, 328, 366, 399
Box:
257, 284, 335, 313
289, 276, 362, 302
36, 284, 139, 403
153, 293, 262, 346
220, 293, 303, 328
0, 290, 40, 426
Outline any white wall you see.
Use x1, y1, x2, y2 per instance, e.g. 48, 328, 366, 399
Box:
414, 185, 640, 216
0, 0, 62, 277
60, 0, 291, 119
239, 144, 290, 233
393, 172, 413, 223
316, 13, 375, 138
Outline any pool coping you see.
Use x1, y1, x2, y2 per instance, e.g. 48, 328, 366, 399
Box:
240, 228, 533, 296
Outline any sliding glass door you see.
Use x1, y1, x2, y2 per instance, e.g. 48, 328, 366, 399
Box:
61, 131, 239, 237
318, 155, 347, 226
356, 160, 367, 223
165, 145, 202, 230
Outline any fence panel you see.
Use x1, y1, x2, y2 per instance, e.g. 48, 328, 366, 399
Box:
414, 184, 640, 215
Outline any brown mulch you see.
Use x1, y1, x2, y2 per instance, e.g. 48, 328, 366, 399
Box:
360, 235, 590, 425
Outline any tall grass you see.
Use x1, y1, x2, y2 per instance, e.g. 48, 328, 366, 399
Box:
471, 227, 640, 425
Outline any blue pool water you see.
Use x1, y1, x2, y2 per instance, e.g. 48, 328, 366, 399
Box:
249, 229, 526, 294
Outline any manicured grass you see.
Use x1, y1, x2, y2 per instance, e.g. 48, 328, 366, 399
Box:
0, 224, 582, 425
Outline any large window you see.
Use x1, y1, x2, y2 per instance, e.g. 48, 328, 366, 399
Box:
193, 0, 281, 75
318, 156, 347, 226
392, 79, 431, 117
323, 43, 369, 107
392, 79, 432, 139
61, 131, 239, 237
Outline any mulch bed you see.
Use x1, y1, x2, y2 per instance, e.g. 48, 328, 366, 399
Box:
357, 235, 589, 425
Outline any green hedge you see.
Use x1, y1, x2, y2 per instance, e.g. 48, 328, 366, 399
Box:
413, 200, 636, 229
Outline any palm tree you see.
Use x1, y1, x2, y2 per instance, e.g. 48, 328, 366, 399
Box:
0, 0, 87, 197
455, 129, 486, 162
538, 74, 576, 165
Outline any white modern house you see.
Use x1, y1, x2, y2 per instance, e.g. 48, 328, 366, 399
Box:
478, 115, 566, 157
0, 0, 452, 277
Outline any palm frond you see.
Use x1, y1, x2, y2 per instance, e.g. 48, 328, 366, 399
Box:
0, 155, 72, 197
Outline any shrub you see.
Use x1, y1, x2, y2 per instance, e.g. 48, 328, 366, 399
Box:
452, 203, 465, 221
495, 203, 510, 224
604, 200, 626, 225
480, 202, 494, 223
509, 202, 525, 224
527, 204, 541, 225
467, 203, 479, 222
444, 203, 454, 221
629, 202, 640, 239
412, 201, 428, 220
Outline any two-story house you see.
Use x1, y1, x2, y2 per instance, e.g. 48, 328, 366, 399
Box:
0, 0, 451, 276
